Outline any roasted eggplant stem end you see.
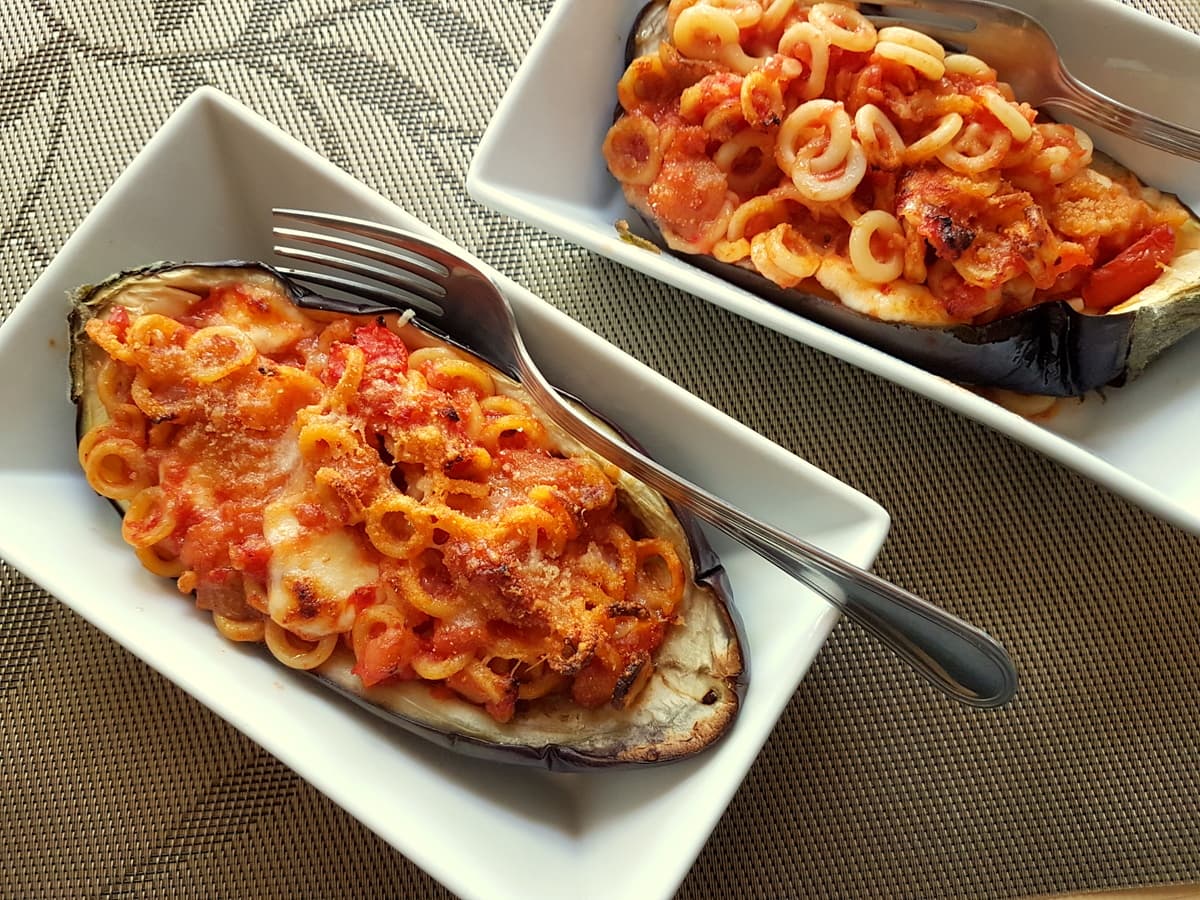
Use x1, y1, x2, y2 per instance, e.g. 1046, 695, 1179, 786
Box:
70, 261, 745, 771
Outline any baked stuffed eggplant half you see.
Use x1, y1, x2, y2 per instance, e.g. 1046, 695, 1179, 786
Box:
605, 0, 1200, 397
69, 262, 745, 770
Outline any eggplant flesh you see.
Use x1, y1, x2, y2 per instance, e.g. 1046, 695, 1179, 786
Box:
70, 262, 746, 771
621, 0, 1200, 397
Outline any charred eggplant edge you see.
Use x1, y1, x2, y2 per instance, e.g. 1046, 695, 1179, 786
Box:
69, 261, 747, 772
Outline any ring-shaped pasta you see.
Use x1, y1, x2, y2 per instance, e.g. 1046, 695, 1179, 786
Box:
790, 139, 868, 203
125, 313, 188, 359
122, 485, 176, 549
632, 538, 686, 614
660, 191, 738, 255
351, 602, 408, 666
739, 69, 785, 129
315, 317, 354, 355
701, 99, 746, 143
326, 344, 365, 412
903, 112, 963, 164
808, 2, 877, 52
456, 396, 485, 440
84, 318, 135, 364
704, 0, 764, 29
616, 53, 674, 112
411, 650, 475, 682
936, 121, 1012, 174
849, 210, 905, 284
478, 413, 548, 454
901, 219, 928, 284
517, 666, 568, 702
502, 502, 568, 553
854, 103, 906, 169
602, 113, 664, 187
876, 25, 945, 60
264, 621, 338, 670
874, 40, 946, 81
445, 447, 494, 484
81, 436, 154, 500
981, 89, 1033, 144
453, 660, 513, 707
712, 238, 751, 263
366, 492, 436, 559
185, 325, 258, 384
714, 130, 777, 194
393, 554, 461, 619
944, 53, 993, 79
97, 357, 135, 409
129, 370, 191, 422
726, 193, 791, 241
427, 473, 491, 504
777, 99, 853, 176
478, 394, 528, 417
243, 578, 270, 616
778, 22, 830, 100
298, 418, 360, 461
578, 522, 638, 598
214, 613, 266, 643
135, 543, 185, 579
100, 401, 144, 436
672, 4, 760, 74
759, 0, 795, 32
425, 357, 495, 398
750, 224, 822, 288
1024, 123, 1093, 184
147, 421, 177, 450
680, 74, 738, 124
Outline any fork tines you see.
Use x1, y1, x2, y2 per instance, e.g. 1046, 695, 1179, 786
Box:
272, 208, 448, 316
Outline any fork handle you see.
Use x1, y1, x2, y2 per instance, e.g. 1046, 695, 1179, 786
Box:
515, 356, 1017, 708
1047, 73, 1200, 163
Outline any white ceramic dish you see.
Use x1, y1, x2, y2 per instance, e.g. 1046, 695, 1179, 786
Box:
467, 0, 1200, 535
0, 87, 890, 900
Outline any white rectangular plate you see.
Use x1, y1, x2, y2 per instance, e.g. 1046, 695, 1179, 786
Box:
467, 0, 1200, 534
0, 87, 890, 900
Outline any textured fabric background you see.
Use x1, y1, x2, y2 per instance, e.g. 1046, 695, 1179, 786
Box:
3, 1, 1200, 898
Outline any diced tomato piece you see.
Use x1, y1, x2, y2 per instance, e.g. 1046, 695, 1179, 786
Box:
1082, 225, 1176, 311
323, 343, 349, 385
353, 626, 419, 687
429, 621, 484, 657
350, 585, 378, 613
108, 305, 131, 340
355, 323, 409, 375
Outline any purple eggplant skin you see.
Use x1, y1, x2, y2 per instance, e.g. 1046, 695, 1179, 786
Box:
70, 262, 747, 773
680, 251, 1134, 397
620, 0, 1200, 397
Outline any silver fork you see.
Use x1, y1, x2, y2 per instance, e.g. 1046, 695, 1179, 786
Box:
862, 0, 1200, 162
272, 208, 1018, 709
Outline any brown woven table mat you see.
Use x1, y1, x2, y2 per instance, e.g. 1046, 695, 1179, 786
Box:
4, 1, 1200, 897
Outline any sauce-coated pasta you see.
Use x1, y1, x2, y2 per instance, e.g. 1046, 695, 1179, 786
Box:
603, 0, 1192, 324
77, 277, 688, 723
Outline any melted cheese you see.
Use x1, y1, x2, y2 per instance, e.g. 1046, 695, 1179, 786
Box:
263, 497, 378, 641
816, 257, 957, 326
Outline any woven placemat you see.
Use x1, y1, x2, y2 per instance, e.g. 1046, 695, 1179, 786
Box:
3, 1, 1200, 898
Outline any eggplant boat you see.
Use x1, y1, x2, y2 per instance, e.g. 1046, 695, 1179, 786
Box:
603, 0, 1200, 397
69, 262, 745, 770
